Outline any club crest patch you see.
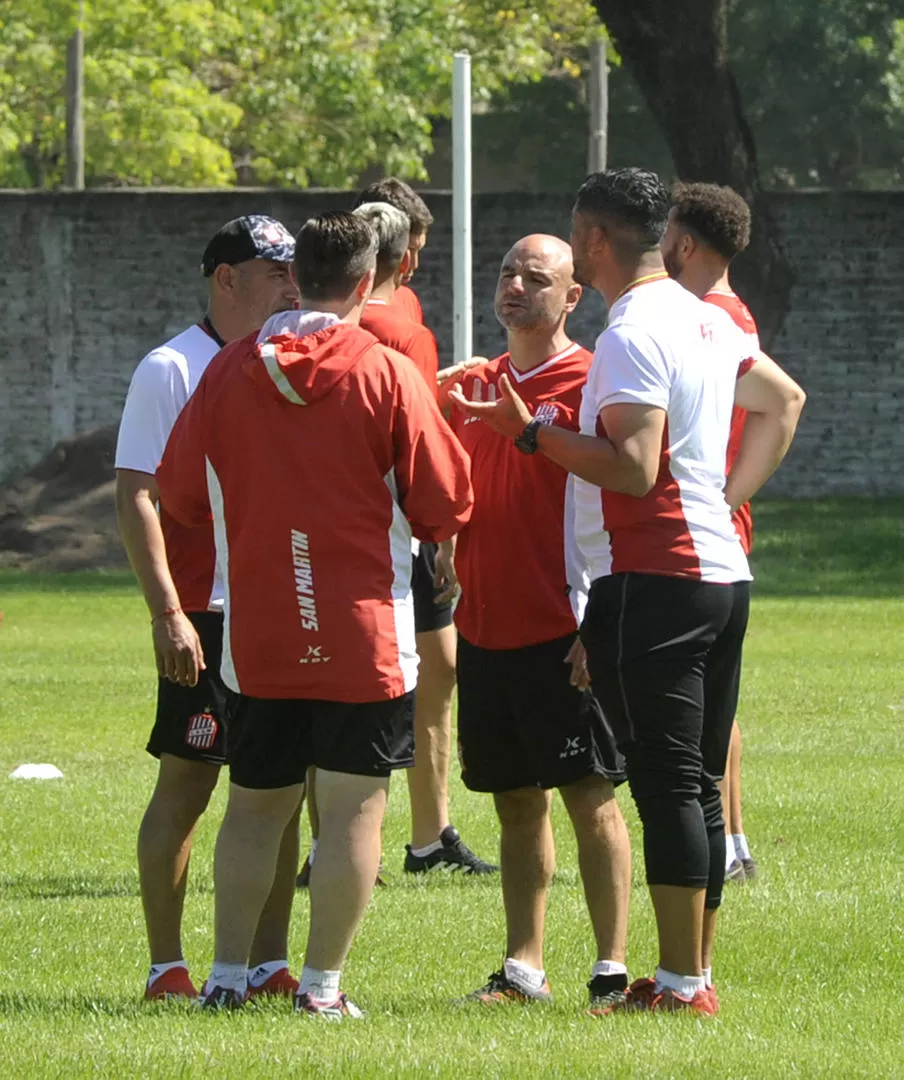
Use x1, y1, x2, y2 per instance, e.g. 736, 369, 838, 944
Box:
534, 402, 560, 426
185, 711, 219, 751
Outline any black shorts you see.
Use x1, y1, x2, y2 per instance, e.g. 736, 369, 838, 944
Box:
224, 690, 416, 790
456, 632, 625, 793
581, 573, 749, 802
146, 611, 227, 767
413, 543, 453, 634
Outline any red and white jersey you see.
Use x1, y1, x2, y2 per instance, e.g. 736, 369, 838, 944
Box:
157, 321, 473, 703
450, 343, 592, 649
394, 284, 424, 325
704, 289, 761, 555
115, 323, 221, 612
360, 299, 439, 397
575, 277, 752, 584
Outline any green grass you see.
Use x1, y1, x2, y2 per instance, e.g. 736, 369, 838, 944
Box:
0, 498, 902, 1078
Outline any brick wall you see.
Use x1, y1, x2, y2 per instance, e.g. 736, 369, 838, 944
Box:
1, 189, 902, 494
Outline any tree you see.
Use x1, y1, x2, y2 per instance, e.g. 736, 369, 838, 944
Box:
0, 0, 599, 189
591, 0, 794, 346
728, 0, 904, 188
0, 1, 242, 187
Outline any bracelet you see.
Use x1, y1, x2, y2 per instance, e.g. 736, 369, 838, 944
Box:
151, 607, 182, 623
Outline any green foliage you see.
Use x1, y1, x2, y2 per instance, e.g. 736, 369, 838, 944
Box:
0, 0, 598, 188
727, 0, 904, 187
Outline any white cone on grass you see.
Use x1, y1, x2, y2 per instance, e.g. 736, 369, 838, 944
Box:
9, 764, 64, 780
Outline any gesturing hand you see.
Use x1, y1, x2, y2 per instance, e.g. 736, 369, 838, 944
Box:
436, 356, 489, 386
447, 372, 533, 438
153, 610, 206, 688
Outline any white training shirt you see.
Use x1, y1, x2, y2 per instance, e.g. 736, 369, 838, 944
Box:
574, 276, 753, 584
115, 322, 224, 609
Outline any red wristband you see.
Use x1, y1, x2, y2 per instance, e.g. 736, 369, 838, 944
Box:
151, 607, 182, 623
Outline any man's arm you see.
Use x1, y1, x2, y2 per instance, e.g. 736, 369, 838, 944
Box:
115, 469, 204, 687
391, 359, 474, 542
448, 372, 665, 496
726, 355, 806, 510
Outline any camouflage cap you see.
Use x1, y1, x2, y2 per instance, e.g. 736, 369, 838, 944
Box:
201, 215, 295, 276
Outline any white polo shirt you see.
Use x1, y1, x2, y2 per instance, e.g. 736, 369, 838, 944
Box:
116, 323, 224, 610
574, 276, 753, 584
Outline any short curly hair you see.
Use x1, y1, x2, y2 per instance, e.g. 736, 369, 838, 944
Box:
670, 182, 751, 261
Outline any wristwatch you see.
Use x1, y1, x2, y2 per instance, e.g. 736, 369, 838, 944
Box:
514, 418, 542, 455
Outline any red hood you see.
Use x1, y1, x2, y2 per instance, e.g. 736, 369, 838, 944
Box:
244, 322, 380, 406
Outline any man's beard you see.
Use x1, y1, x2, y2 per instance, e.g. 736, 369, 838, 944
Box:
662, 247, 684, 281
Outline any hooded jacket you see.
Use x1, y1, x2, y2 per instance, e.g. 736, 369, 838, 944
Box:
157, 315, 473, 703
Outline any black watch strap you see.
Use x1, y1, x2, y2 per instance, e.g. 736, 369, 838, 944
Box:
514, 418, 542, 455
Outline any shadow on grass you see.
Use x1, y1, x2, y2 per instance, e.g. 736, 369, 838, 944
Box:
749, 498, 903, 598
0, 871, 144, 900
0, 570, 136, 594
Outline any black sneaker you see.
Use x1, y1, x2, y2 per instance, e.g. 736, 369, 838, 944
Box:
199, 984, 245, 1011
295, 853, 312, 889
586, 973, 628, 1017
460, 968, 552, 1005
404, 825, 498, 874
741, 855, 758, 880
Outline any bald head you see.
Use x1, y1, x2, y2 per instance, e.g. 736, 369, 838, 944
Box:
495, 234, 581, 334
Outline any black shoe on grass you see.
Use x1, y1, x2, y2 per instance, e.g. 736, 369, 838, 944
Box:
404, 825, 498, 874
462, 969, 552, 1005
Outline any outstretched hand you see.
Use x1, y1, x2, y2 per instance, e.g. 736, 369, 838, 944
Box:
447, 372, 533, 438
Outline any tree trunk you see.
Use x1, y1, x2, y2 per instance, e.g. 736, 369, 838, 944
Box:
592, 0, 793, 347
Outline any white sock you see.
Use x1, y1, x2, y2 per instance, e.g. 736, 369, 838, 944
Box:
655, 966, 706, 1000
409, 839, 443, 858
725, 838, 737, 872
591, 960, 628, 979
702, 966, 713, 988
205, 962, 248, 995
308, 838, 319, 866
298, 965, 341, 1004
503, 957, 546, 991
147, 960, 188, 988
248, 960, 289, 988
732, 833, 751, 861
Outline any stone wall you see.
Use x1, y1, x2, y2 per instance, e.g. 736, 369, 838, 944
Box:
1, 189, 902, 494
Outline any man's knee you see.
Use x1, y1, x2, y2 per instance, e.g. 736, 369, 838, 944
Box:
493, 787, 550, 830
559, 773, 616, 817
225, 782, 304, 828
150, 755, 220, 821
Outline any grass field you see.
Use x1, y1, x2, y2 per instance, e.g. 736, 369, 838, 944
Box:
0, 498, 901, 1078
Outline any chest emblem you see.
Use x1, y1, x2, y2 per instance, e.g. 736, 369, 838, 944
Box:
534, 402, 561, 426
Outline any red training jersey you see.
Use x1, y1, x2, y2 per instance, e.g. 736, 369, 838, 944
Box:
703, 289, 761, 555
450, 344, 592, 650
360, 299, 439, 398
394, 284, 423, 324
157, 322, 473, 703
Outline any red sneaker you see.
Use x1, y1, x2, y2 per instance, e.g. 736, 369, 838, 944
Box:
651, 986, 718, 1016
616, 977, 658, 1012
246, 966, 299, 1000
144, 966, 198, 1001
704, 984, 721, 1015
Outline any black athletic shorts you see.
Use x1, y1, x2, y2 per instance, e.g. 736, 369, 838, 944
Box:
224, 689, 416, 790
413, 543, 454, 634
456, 632, 625, 793
581, 573, 750, 803
146, 611, 227, 767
